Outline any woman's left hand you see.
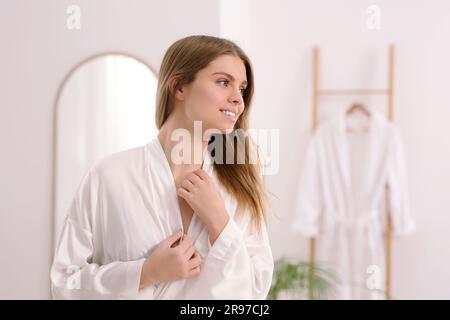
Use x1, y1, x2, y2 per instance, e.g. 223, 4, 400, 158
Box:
177, 169, 229, 235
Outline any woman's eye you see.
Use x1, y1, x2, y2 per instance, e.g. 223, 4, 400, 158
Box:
218, 79, 245, 97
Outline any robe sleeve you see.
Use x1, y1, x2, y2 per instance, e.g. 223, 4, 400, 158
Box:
50, 168, 149, 299
386, 126, 415, 235
185, 214, 274, 300
292, 133, 323, 237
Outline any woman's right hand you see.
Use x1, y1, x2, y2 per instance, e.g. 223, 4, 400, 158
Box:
139, 230, 202, 289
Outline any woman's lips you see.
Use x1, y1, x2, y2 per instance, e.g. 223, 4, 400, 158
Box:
220, 109, 237, 121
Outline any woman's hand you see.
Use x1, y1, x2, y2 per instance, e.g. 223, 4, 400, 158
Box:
140, 230, 202, 289
177, 169, 230, 244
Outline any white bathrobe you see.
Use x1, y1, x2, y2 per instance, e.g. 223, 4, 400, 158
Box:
293, 109, 415, 299
51, 137, 274, 299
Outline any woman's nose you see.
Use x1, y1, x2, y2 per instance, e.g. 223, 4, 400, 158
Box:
229, 89, 244, 106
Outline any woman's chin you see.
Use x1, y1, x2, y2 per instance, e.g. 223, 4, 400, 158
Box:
219, 124, 236, 134
205, 122, 235, 135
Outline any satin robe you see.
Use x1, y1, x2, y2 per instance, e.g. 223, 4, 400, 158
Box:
293, 110, 415, 299
51, 137, 274, 299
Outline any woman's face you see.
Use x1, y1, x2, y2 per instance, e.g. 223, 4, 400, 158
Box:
178, 54, 248, 134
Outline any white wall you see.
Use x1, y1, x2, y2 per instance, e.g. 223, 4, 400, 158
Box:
1, 0, 449, 299
246, 0, 450, 299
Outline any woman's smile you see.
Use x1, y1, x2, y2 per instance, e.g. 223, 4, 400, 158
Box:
219, 108, 237, 122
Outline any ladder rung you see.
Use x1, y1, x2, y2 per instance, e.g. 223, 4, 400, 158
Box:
317, 89, 390, 95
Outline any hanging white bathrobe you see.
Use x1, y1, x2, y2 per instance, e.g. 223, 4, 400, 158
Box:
293, 109, 415, 299
51, 137, 274, 299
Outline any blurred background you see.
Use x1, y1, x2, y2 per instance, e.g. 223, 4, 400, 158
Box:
1, 0, 449, 299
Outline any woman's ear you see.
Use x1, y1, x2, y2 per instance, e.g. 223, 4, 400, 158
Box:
168, 76, 186, 101
175, 86, 186, 101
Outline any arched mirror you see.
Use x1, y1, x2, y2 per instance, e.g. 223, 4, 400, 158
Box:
52, 53, 158, 250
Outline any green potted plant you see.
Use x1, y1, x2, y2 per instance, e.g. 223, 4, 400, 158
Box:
267, 257, 338, 300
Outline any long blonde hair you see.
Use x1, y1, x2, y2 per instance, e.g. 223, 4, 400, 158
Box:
156, 35, 268, 233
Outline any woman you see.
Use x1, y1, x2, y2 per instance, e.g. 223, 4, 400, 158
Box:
50, 35, 274, 299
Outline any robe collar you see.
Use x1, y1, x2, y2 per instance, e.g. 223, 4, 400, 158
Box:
146, 137, 214, 236
333, 108, 387, 192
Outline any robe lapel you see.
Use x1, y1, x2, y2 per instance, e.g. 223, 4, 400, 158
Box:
332, 109, 382, 217
147, 137, 216, 299
148, 137, 215, 238
146, 138, 182, 238
334, 111, 352, 191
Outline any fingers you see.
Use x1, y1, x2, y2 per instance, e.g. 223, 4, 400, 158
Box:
177, 234, 193, 252
186, 172, 202, 185
188, 251, 202, 269
165, 229, 183, 247
177, 188, 191, 200
177, 170, 210, 199
181, 179, 194, 192
194, 169, 210, 181
184, 243, 196, 259
187, 265, 201, 278
186, 253, 202, 279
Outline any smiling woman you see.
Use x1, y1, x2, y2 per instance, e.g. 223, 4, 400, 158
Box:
50, 35, 274, 300
163, 54, 247, 133
214, 70, 248, 122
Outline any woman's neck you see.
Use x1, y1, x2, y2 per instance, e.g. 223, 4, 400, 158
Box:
157, 112, 209, 173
